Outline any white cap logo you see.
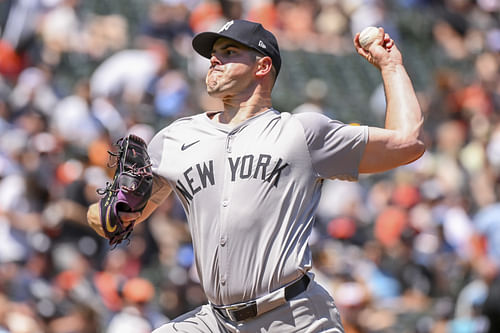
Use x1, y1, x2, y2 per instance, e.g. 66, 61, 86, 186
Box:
258, 40, 267, 49
218, 20, 234, 33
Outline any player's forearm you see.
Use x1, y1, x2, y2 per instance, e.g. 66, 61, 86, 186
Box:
382, 64, 423, 136
135, 199, 160, 223
381, 63, 425, 158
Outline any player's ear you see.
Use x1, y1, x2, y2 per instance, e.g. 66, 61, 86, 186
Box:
255, 56, 273, 78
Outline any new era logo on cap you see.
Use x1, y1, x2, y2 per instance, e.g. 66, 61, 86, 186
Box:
192, 19, 282, 75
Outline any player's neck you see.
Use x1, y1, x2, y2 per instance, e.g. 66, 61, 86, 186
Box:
218, 91, 272, 125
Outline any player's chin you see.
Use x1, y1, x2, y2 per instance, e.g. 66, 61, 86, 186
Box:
206, 78, 219, 91
206, 86, 226, 98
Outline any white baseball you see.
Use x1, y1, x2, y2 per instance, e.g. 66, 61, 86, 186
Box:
359, 26, 380, 50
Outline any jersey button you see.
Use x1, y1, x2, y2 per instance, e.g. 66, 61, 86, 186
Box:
222, 200, 228, 207
220, 236, 227, 246
221, 277, 226, 285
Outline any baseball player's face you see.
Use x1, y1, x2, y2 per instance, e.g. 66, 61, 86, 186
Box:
206, 38, 259, 99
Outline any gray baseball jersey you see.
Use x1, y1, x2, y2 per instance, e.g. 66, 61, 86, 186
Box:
148, 109, 367, 306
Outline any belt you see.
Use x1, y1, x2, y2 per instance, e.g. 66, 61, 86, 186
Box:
212, 274, 310, 322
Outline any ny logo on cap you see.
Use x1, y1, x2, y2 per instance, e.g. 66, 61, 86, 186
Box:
218, 20, 234, 33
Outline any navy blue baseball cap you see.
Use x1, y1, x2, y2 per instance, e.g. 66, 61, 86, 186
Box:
192, 19, 281, 75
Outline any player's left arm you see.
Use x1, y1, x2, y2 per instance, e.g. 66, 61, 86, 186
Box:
354, 28, 425, 174
87, 174, 172, 238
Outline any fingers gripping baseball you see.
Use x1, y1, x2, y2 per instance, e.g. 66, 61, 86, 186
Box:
354, 27, 401, 70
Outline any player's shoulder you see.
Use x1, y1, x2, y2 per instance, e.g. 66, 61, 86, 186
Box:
154, 113, 209, 136
166, 113, 207, 130
291, 111, 338, 125
148, 113, 207, 146
271, 110, 337, 128
290, 111, 344, 133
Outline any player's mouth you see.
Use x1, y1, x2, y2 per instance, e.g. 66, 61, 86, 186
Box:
209, 64, 224, 72
207, 68, 223, 81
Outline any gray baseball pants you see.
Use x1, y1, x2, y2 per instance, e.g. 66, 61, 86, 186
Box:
152, 277, 344, 333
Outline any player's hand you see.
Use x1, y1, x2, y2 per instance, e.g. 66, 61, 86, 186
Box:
353, 27, 402, 71
87, 202, 105, 237
87, 202, 141, 237
118, 211, 142, 228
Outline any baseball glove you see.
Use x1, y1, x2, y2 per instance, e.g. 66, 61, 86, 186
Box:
97, 134, 153, 246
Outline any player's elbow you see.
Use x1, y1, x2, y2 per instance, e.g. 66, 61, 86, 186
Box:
403, 139, 425, 165
404, 124, 426, 164
390, 118, 425, 163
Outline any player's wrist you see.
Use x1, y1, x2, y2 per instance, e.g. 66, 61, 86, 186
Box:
380, 62, 404, 75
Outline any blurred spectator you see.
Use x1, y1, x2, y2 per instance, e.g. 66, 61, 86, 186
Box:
292, 78, 332, 115
84, 15, 129, 60
89, 47, 163, 101
275, 0, 319, 50
140, 2, 192, 42
51, 78, 103, 149
47, 303, 101, 333
483, 269, 500, 333
473, 203, 500, 266
0, 40, 25, 79
9, 64, 58, 118
39, 0, 82, 65
94, 248, 129, 313
106, 277, 168, 333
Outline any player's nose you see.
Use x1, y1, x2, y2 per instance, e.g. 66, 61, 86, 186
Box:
210, 54, 222, 67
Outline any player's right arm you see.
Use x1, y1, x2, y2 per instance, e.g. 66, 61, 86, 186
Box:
86, 175, 172, 238
353, 28, 425, 174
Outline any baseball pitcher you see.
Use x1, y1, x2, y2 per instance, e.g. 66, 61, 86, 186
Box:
87, 19, 424, 332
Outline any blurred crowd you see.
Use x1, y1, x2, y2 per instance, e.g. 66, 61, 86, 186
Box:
1, 0, 500, 332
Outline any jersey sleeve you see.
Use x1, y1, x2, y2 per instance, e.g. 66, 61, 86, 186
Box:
147, 128, 171, 204
294, 112, 368, 181
148, 128, 167, 174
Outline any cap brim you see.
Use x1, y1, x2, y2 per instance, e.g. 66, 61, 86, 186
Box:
192, 32, 226, 59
